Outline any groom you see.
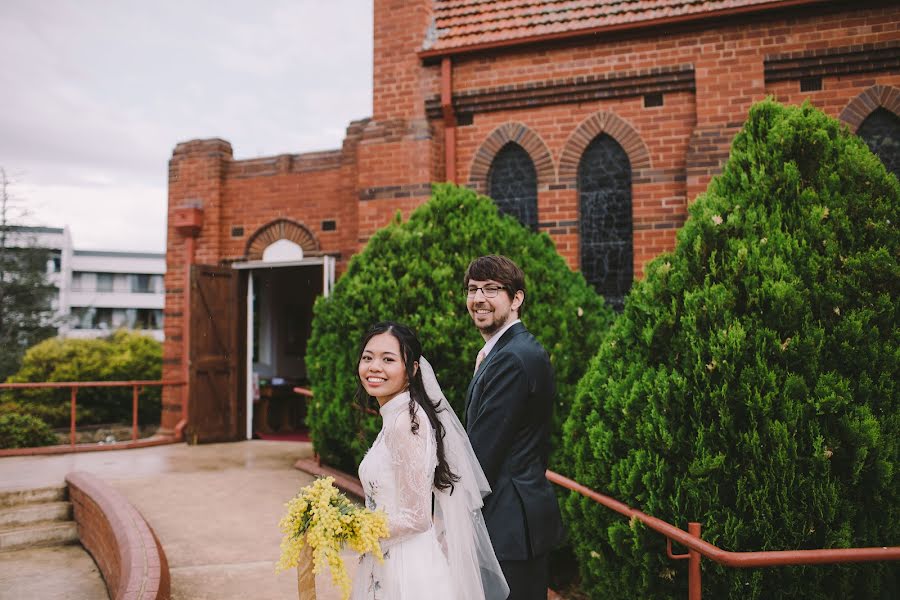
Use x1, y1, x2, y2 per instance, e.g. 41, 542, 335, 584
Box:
463, 255, 565, 599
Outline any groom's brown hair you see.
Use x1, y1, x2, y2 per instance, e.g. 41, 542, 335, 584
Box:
464, 255, 526, 315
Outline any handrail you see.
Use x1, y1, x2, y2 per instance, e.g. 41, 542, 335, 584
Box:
546, 469, 900, 598
0, 379, 184, 390
292, 386, 313, 398
0, 379, 185, 450
1, 380, 185, 388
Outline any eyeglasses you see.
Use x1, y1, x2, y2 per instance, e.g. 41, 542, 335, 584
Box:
466, 285, 505, 298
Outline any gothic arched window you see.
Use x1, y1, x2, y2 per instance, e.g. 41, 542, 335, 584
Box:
488, 143, 538, 230
857, 107, 900, 180
578, 134, 632, 310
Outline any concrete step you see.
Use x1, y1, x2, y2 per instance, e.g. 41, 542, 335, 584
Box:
0, 501, 72, 528
0, 521, 79, 552
0, 485, 67, 508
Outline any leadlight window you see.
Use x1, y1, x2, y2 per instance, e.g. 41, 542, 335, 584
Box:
488, 143, 538, 230
857, 108, 900, 180
578, 134, 633, 310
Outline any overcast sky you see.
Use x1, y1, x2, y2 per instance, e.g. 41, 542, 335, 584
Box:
0, 0, 373, 253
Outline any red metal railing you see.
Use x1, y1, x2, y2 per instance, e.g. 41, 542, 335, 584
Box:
0, 380, 185, 450
546, 470, 900, 599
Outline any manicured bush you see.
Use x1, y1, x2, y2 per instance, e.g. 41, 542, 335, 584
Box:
0, 397, 72, 429
306, 183, 614, 473
0, 413, 58, 449
4, 330, 163, 427
562, 100, 898, 599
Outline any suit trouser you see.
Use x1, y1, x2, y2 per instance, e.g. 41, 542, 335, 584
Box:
499, 554, 549, 600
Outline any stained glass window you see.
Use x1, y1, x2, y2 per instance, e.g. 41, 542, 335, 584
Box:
488, 143, 538, 230
578, 134, 632, 310
857, 108, 900, 180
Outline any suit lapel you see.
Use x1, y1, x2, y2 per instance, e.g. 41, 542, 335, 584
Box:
465, 322, 526, 423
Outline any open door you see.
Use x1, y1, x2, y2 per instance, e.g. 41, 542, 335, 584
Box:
232, 252, 337, 440
188, 264, 241, 443
323, 254, 335, 297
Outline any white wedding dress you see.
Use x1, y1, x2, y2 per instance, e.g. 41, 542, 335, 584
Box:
351, 391, 455, 600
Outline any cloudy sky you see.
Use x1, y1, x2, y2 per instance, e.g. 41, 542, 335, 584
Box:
0, 0, 373, 252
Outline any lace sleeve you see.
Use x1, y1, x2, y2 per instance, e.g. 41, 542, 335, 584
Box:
381, 406, 435, 549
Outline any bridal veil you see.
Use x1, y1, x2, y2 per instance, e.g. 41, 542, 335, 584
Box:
419, 356, 509, 600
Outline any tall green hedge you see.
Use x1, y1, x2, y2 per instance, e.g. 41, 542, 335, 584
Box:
3, 330, 163, 426
562, 100, 899, 599
306, 183, 614, 473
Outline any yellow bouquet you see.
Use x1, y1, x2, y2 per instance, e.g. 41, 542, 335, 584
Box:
276, 476, 389, 599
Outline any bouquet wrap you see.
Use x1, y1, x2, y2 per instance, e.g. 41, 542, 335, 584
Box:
296, 542, 315, 599
278, 477, 388, 600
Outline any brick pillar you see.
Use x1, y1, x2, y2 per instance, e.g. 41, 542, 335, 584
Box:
372, 0, 433, 122
160, 139, 231, 432
356, 0, 438, 247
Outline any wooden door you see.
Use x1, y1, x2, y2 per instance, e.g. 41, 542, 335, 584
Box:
188, 265, 241, 443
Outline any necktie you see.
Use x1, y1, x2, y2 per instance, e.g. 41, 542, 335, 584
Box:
474, 350, 486, 374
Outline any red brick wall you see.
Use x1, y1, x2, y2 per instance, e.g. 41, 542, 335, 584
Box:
446, 3, 899, 274
162, 0, 898, 429
161, 124, 368, 430
767, 75, 900, 124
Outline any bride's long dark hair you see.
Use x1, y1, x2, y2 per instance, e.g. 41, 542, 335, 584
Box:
355, 321, 459, 492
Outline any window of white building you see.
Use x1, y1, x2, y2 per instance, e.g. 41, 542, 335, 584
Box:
96, 273, 114, 292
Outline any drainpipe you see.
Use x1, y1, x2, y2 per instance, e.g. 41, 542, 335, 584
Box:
441, 57, 457, 184
172, 206, 203, 441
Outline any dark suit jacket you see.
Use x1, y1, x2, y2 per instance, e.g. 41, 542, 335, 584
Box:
465, 322, 565, 561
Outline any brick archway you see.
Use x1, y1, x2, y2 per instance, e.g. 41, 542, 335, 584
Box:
839, 84, 900, 132
467, 123, 555, 193
558, 112, 651, 188
245, 219, 319, 260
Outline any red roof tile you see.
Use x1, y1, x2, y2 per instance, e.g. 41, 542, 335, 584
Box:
424, 0, 825, 54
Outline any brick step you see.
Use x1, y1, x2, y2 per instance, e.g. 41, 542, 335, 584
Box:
0, 521, 79, 552
0, 486, 67, 509
0, 501, 73, 528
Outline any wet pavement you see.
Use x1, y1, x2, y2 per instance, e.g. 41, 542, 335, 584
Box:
0, 545, 108, 600
0, 440, 356, 600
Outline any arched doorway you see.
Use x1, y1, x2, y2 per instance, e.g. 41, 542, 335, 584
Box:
235, 220, 335, 440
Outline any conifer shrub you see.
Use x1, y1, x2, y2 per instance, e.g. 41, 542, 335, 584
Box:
562, 100, 898, 599
306, 183, 613, 472
4, 330, 163, 426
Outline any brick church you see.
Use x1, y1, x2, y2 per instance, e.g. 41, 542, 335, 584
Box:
160, 0, 899, 441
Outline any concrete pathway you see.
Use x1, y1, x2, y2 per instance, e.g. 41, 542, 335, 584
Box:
0, 545, 108, 600
0, 440, 355, 600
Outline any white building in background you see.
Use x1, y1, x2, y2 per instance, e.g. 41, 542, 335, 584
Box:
6, 225, 165, 341
67, 250, 165, 341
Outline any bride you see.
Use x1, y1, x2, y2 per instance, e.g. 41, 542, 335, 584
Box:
351, 321, 509, 600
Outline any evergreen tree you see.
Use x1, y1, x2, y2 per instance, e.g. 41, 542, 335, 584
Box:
306, 183, 614, 472
0, 168, 57, 381
562, 100, 899, 599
